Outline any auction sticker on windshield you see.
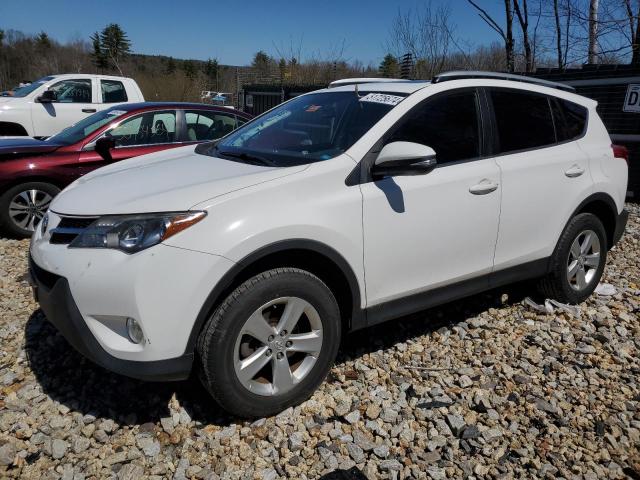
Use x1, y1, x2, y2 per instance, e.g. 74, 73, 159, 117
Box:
359, 93, 404, 106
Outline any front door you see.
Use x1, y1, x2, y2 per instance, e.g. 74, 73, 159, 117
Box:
360, 89, 501, 309
31, 78, 96, 137
79, 110, 180, 174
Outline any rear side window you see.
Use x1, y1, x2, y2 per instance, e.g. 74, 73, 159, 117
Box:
185, 110, 237, 141
389, 90, 481, 164
490, 90, 555, 154
101, 80, 128, 103
552, 99, 588, 142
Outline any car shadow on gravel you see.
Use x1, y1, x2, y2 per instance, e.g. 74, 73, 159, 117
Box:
24, 310, 239, 427
24, 282, 533, 428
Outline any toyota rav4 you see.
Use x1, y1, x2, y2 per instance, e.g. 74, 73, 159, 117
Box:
29, 72, 629, 417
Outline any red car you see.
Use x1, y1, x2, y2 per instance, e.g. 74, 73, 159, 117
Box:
0, 103, 252, 237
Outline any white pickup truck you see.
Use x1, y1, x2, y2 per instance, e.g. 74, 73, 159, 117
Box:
0, 74, 144, 138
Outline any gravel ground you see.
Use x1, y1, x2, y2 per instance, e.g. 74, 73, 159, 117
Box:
0, 204, 639, 480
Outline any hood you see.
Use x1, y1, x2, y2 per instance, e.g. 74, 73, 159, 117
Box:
51, 145, 308, 215
0, 137, 62, 156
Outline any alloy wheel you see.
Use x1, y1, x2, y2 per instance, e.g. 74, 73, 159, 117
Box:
566, 229, 601, 291
233, 296, 323, 396
8, 189, 53, 232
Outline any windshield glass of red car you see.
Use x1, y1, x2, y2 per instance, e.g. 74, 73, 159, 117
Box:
47, 108, 127, 145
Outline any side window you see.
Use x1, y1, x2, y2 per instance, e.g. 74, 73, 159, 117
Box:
101, 80, 128, 103
490, 90, 556, 153
185, 110, 237, 141
106, 110, 177, 146
50, 79, 92, 103
551, 98, 588, 142
107, 115, 145, 147
149, 111, 177, 144
389, 91, 480, 164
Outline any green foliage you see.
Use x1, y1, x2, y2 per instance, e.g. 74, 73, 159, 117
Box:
100, 23, 131, 74
164, 56, 176, 74
90, 31, 108, 71
182, 59, 197, 80
252, 50, 274, 75
203, 58, 218, 79
379, 54, 400, 78
36, 31, 51, 51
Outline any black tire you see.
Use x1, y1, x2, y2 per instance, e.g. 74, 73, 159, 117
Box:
197, 268, 341, 418
538, 213, 607, 304
0, 182, 60, 238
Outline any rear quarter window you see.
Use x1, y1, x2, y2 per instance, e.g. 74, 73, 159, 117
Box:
551, 98, 588, 142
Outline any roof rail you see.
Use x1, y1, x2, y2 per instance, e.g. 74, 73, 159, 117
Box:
328, 78, 411, 88
432, 70, 576, 92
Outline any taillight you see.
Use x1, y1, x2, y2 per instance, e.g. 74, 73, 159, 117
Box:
612, 144, 629, 165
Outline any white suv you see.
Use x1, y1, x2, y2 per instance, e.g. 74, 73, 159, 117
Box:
29, 72, 628, 417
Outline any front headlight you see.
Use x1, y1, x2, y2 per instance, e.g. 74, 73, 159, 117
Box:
68, 211, 206, 254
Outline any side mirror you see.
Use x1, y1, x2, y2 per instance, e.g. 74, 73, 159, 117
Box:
371, 141, 437, 178
37, 90, 57, 103
95, 137, 116, 161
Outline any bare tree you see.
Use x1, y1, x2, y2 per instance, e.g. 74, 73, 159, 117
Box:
467, 0, 516, 72
387, 1, 457, 78
588, 0, 600, 63
514, 0, 534, 71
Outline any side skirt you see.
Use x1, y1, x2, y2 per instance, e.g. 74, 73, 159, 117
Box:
352, 257, 549, 331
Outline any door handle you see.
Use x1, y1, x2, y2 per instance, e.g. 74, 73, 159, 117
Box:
564, 164, 585, 178
82, 108, 97, 113
469, 179, 499, 195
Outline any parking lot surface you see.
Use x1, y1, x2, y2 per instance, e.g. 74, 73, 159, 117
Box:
0, 204, 638, 479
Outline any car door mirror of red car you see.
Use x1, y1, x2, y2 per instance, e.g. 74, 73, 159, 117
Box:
95, 137, 117, 161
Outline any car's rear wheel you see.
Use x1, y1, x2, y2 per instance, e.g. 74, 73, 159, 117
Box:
0, 182, 59, 238
538, 213, 607, 304
197, 268, 341, 418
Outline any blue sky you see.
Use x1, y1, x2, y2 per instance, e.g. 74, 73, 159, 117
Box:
0, 0, 506, 66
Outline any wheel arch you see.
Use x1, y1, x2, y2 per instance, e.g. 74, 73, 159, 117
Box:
184, 239, 364, 355
570, 192, 618, 249
1, 176, 65, 192
0, 122, 29, 136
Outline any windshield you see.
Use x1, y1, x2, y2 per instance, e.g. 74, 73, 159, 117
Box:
2, 76, 55, 97
47, 107, 128, 145
197, 91, 406, 167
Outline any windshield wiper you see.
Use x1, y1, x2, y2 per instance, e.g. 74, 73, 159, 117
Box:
217, 150, 276, 167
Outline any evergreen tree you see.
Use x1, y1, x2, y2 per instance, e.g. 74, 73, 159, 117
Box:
36, 31, 52, 50
203, 58, 219, 88
165, 56, 176, 74
182, 59, 196, 80
379, 54, 400, 78
90, 31, 108, 72
100, 23, 131, 75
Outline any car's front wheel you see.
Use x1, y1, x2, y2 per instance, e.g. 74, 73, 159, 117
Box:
197, 268, 341, 418
538, 213, 607, 304
0, 182, 59, 238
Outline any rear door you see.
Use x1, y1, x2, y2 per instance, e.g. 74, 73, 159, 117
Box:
78, 109, 180, 174
183, 109, 239, 143
488, 88, 592, 271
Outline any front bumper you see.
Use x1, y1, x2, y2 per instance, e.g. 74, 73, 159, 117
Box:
612, 208, 629, 247
29, 256, 193, 381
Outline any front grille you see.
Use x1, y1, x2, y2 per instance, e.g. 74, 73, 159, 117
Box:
50, 216, 98, 245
